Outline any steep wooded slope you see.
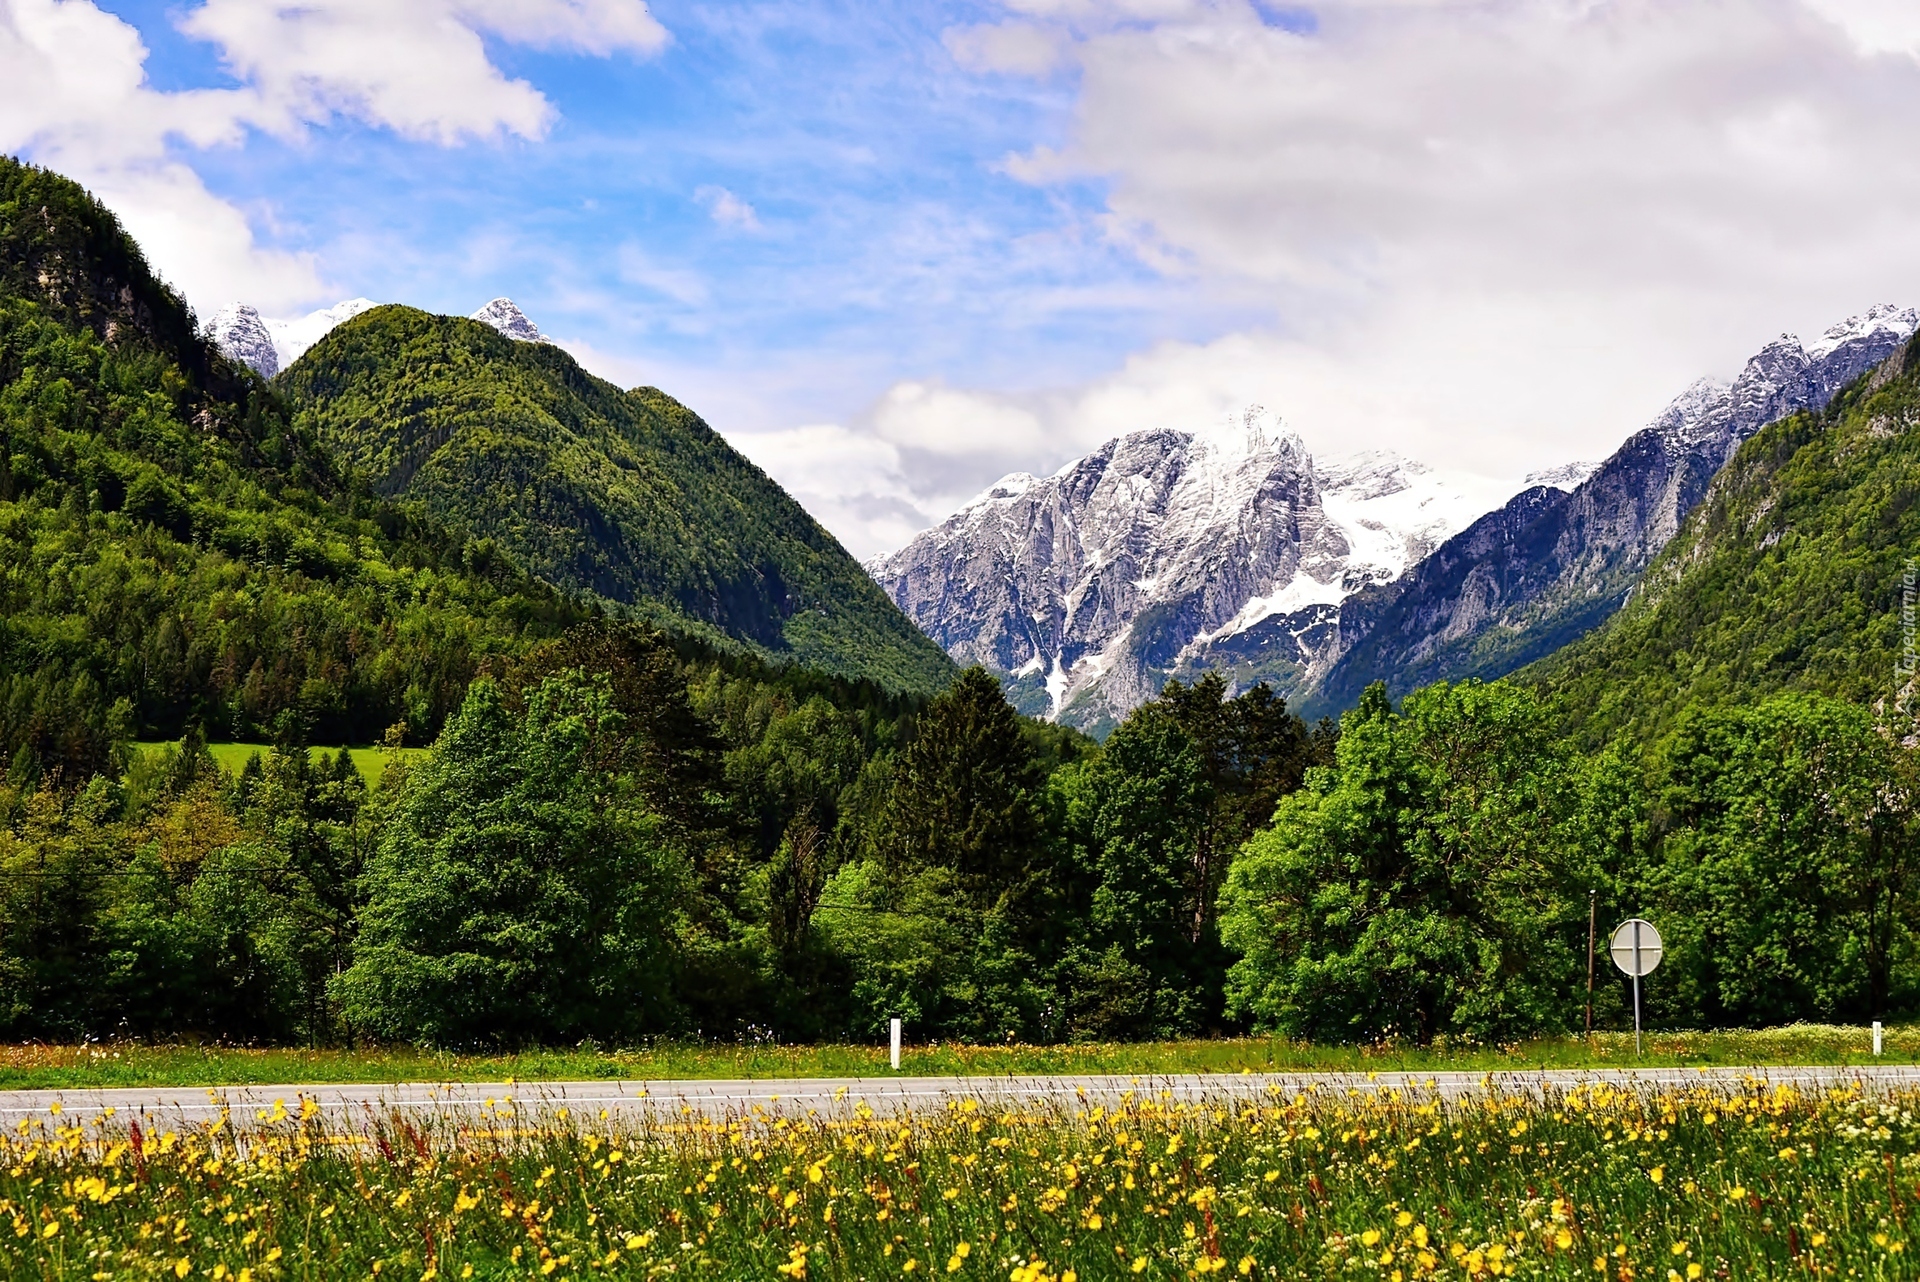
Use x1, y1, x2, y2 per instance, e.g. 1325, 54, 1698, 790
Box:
0, 156, 586, 774
1302, 309, 1918, 719
280, 308, 953, 694
1533, 332, 1920, 746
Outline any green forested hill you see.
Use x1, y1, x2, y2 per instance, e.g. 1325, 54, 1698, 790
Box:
278, 308, 954, 693
1532, 332, 1920, 746
0, 156, 587, 775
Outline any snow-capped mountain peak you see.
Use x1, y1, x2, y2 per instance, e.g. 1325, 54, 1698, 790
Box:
1650, 306, 1920, 454
210, 304, 278, 378
1808, 303, 1920, 360
869, 408, 1525, 729
471, 298, 546, 343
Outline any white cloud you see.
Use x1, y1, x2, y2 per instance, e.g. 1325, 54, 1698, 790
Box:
730, 424, 935, 561
1801, 0, 1920, 57
0, 0, 322, 306
180, 0, 667, 145
0, 0, 668, 309
616, 242, 710, 306
696, 185, 762, 231
765, 0, 1920, 560
944, 20, 1066, 76
872, 381, 1046, 458
828, 0, 1920, 535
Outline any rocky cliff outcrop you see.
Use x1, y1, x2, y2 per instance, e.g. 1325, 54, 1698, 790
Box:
209, 304, 278, 377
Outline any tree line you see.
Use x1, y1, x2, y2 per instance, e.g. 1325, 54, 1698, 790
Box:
0, 621, 1913, 1047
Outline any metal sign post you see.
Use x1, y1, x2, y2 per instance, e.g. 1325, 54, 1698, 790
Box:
1609, 918, 1664, 1056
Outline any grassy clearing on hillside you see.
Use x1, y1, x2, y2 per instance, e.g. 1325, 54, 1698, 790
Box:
129, 742, 431, 786
4, 1078, 1916, 1279
0, 1026, 1912, 1091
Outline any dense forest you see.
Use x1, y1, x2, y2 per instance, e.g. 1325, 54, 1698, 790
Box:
0, 158, 589, 779
2, 153, 1918, 1048
2, 630, 1912, 1046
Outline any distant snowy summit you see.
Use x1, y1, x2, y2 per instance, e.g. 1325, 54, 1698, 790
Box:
211, 296, 549, 376
470, 298, 546, 343
209, 304, 280, 378
1302, 302, 1920, 715
1648, 303, 1920, 449
869, 405, 1534, 730
1524, 460, 1601, 491
210, 298, 380, 377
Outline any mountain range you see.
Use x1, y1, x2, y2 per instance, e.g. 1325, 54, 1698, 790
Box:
1537, 320, 1920, 747
20, 147, 1920, 757
1304, 304, 1920, 716
869, 409, 1519, 732
874, 306, 1920, 730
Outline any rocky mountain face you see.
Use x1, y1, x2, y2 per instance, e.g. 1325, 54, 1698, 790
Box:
868, 409, 1512, 732
209, 303, 279, 378
1303, 304, 1920, 717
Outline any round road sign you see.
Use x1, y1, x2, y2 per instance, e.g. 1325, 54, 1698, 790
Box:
1609, 918, 1663, 978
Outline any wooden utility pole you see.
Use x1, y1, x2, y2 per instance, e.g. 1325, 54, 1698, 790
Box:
1586, 889, 1597, 1035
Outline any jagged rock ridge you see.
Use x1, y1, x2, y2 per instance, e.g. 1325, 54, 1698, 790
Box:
869, 408, 1514, 732
1303, 303, 1920, 717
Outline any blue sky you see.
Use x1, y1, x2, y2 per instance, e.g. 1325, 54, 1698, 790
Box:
115, 2, 1227, 413
8, 0, 1920, 556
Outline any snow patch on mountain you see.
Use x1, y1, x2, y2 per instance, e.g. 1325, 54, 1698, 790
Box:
1318, 453, 1515, 584
1524, 460, 1602, 491
1807, 302, 1920, 359
270, 299, 380, 367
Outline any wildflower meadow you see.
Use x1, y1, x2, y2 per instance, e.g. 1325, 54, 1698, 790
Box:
3, 1079, 1916, 1280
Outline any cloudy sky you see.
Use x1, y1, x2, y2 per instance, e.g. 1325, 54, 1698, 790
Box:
5, 0, 1920, 558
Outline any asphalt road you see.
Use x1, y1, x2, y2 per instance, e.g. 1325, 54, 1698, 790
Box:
2, 1065, 1918, 1130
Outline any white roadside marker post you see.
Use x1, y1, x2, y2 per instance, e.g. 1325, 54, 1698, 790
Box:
890, 1018, 902, 1071
1874, 1021, 1884, 1057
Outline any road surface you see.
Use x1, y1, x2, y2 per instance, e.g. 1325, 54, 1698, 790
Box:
1, 1065, 1916, 1130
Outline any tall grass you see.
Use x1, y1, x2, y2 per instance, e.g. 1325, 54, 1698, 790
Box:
3, 1077, 1915, 1278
